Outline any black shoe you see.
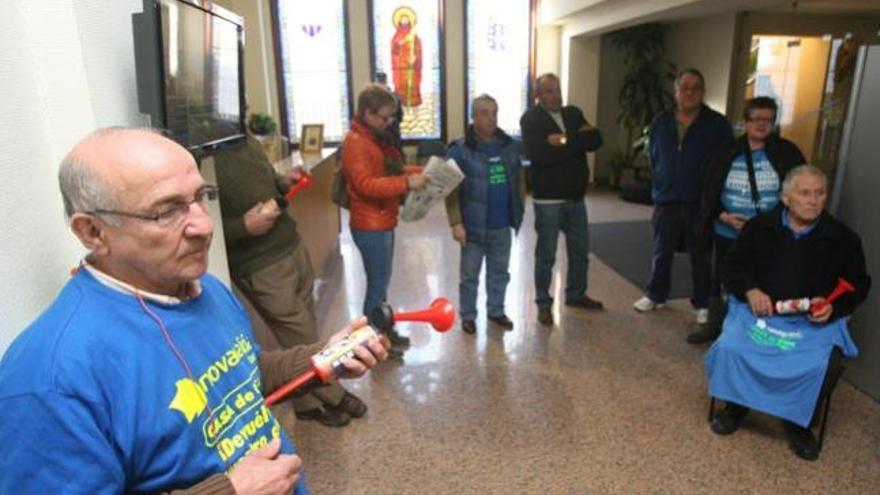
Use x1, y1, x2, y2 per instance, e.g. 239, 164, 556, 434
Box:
687, 326, 720, 344
331, 391, 367, 418
461, 319, 476, 334
565, 295, 604, 310
387, 345, 405, 360
711, 402, 749, 435
537, 307, 553, 326
387, 329, 410, 348
783, 421, 819, 461
295, 406, 351, 427
488, 314, 514, 330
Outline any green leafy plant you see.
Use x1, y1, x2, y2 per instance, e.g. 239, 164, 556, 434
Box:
609, 23, 676, 178
607, 148, 629, 187
247, 112, 277, 136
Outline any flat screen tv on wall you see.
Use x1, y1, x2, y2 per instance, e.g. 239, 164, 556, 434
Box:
134, 0, 245, 157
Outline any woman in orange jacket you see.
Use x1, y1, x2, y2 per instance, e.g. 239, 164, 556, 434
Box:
341, 84, 427, 351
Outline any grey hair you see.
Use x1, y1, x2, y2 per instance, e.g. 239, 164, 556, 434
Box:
535, 73, 559, 91
471, 93, 498, 118
58, 126, 163, 223
675, 68, 705, 89
782, 164, 827, 195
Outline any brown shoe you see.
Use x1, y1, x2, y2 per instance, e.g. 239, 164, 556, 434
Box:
332, 391, 367, 418
565, 295, 604, 310
537, 306, 553, 326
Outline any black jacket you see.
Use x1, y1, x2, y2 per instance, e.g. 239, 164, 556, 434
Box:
721, 206, 871, 319
695, 134, 806, 250
519, 105, 603, 199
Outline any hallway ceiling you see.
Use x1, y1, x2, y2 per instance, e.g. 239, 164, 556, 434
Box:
542, 0, 880, 36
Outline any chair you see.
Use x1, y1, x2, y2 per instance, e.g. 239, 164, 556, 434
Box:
707, 346, 845, 451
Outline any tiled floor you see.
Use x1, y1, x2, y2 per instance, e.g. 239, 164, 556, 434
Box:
271, 190, 879, 494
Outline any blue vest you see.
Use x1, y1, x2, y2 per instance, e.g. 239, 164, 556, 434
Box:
447, 131, 524, 243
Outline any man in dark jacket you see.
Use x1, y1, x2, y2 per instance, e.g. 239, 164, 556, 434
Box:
688, 97, 805, 344
633, 68, 733, 327
446, 94, 525, 334
706, 165, 870, 461
520, 73, 604, 326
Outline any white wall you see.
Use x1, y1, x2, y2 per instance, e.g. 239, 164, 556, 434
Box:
665, 13, 737, 115
561, 33, 601, 181
536, 25, 562, 79
0, 0, 230, 353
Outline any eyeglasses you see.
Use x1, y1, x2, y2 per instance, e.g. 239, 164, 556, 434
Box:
90, 185, 219, 229
747, 117, 774, 124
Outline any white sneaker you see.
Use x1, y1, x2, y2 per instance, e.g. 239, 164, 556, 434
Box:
695, 308, 709, 325
633, 296, 665, 312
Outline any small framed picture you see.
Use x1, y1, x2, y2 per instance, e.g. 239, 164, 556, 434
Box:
300, 124, 324, 154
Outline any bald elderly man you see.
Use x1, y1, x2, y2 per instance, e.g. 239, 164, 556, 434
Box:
0, 128, 388, 494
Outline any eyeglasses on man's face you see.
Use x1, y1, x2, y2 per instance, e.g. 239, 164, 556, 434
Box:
89, 185, 219, 229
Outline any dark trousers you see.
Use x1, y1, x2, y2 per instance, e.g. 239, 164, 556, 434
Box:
711, 235, 736, 298
646, 203, 711, 308
704, 235, 738, 335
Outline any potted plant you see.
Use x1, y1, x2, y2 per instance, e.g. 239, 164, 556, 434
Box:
609, 23, 676, 180
607, 148, 629, 188
247, 112, 277, 136
247, 112, 287, 162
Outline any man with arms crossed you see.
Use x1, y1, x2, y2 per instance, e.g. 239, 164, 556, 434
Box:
520, 73, 604, 326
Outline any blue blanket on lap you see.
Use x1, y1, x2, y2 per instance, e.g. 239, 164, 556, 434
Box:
705, 299, 858, 427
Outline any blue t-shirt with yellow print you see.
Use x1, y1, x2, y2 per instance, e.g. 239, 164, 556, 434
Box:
0, 270, 308, 494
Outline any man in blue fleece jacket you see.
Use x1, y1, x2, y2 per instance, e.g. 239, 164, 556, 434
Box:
633, 68, 733, 327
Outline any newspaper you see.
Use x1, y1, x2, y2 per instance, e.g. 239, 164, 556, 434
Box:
400, 156, 464, 222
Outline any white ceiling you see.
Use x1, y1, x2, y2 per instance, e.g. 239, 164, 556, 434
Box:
541, 0, 880, 36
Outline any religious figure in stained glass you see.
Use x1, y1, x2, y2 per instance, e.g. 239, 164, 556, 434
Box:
391, 6, 422, 107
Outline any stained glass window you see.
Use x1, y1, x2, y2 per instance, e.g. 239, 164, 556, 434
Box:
465, 0, 532, 137
370, 0, 444, 141
274, 0, 351, 144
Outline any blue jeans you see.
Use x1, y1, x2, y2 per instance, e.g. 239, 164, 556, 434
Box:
646, 203, 711, 308
533, 200, 590, 308
351, 229, 395, 316
459, 228, 512, 320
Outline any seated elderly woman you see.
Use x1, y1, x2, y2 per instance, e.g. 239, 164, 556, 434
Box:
705, 165, 871, 461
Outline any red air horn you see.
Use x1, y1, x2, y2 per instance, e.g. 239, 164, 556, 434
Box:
371, 297, 456, 333
284, 173, 313, 202
810, 277, 855, 317
263, 297, 455, 407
